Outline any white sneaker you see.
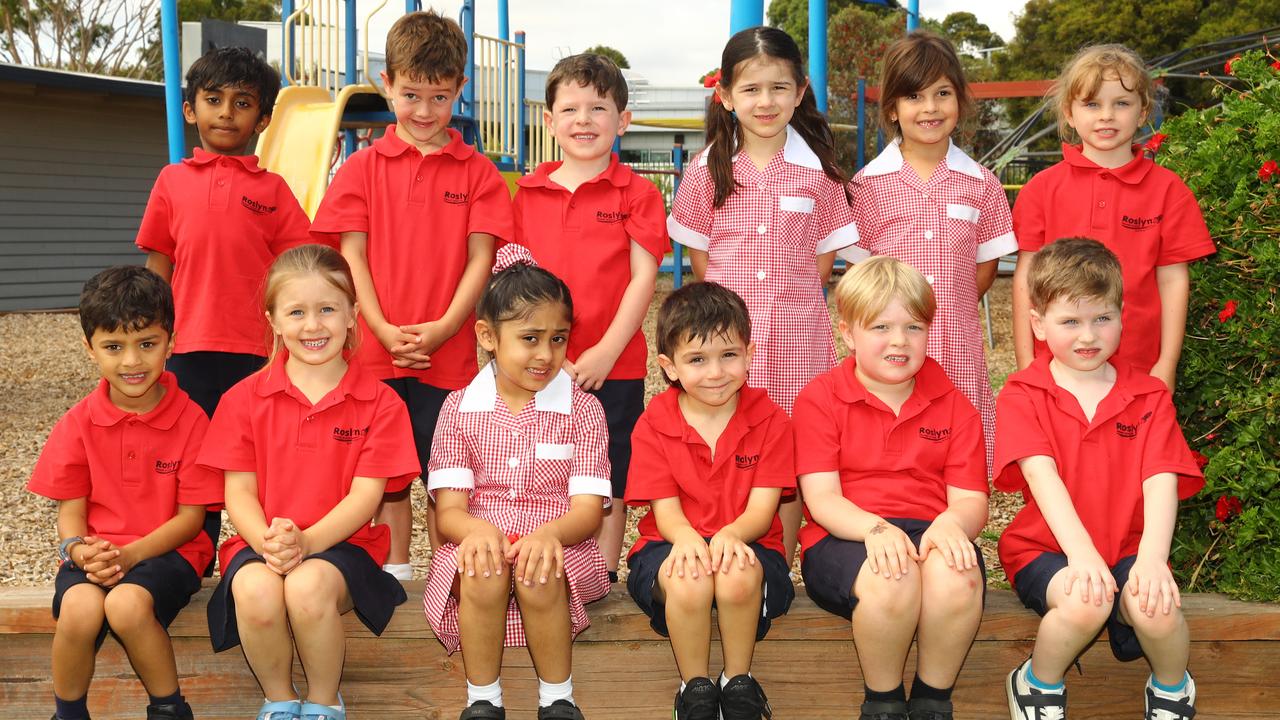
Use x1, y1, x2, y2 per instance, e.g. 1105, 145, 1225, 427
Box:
382, 562, 413, 580
1145, 674, 1196, 720
1006, 658, 1066, 720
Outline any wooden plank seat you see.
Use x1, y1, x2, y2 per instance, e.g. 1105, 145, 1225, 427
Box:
1, 581, 1277, 718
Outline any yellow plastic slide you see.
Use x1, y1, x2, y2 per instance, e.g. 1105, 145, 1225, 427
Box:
256, 84, 385, 218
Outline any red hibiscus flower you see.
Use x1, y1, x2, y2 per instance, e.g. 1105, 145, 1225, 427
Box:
1260, 160, 1279, 181
1218, 299, 1238, 323
1272, 60, 1280, 72
1225, 56, 1241, 75
1192, 450, 1209, 470
1215, 495, 1242, 522
1144, 132, 1168, 154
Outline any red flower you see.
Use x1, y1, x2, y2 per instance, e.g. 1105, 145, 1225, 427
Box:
1144, 132, 1168, 154
1215, 495, 1243, 522
1260, 160, 1279, 181
1192, 450, 1209, 470
1218, 299, 1238, 323
1225, 56, 1240, 75
701, 68, 721, 88
1206, 433, 1218, 441
1272, 60, 1280, 72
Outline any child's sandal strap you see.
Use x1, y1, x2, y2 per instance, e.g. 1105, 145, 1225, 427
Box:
256, 699, 301, 720
298, 700, 345, 720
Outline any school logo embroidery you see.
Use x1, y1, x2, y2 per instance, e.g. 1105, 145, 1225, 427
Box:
154, 459, 181, 475
1141, 411, 1153, 422
332, 425, 370, 443
241, 196, 278, 215
1121, 213, 1162, 231
735, 453, 760, 470
595, 210, 629, 224
1115, 421, 1138, 439
918, 426, 951, 442
443, 190, 469, 205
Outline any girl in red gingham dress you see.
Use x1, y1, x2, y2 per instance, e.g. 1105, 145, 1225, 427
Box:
423, 245, 610, 720
849, 32, 1017, 470
668, 26, 860, 562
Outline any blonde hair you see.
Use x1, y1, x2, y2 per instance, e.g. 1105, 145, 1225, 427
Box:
835, 256, 936, 328
1053, 44, 1153, 143
1027, 237, 1123, 313
262, 244, 359, 366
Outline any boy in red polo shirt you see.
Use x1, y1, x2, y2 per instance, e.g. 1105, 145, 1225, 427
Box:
311, 11, 513, 577
28, 267, 223, 720
514, 53, 669, 581
794, 257, 988, 720
625, 282, 794, 720
998, 238, 1203, 720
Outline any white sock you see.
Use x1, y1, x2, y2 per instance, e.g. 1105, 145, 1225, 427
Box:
382, 562, 413, 580
466, 679, 503, 708
1149, 672, 1194, 698
720, 671, 751, 687
538, 676, 574, 707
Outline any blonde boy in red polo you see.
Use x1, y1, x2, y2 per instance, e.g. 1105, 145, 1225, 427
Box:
311, 11, 514, 576
998, 239, 1203, 720
795, 257, 988, 720
514, 53, 669, 581
625, 282, 794, 720
29, 267, 223, 720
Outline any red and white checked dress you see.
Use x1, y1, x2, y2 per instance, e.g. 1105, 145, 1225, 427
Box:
422, 364, 611, 654
850, 139, 1017, 470
668, 126, 862, 414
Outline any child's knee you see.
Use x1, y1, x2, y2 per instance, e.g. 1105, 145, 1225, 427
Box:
56, 585, 107, 639
712, 563, 764, 607
1123, 595, 1186, 640
283, 564, 344, 622
659, 571, 714, 611
1049, 595, 1113, 634
512, 577, 566, 611
459, 572, 512, 609
231, 565, 286, 622
921, 555, 983, 610
855, 563, 922, 616
102, 585, 156, 635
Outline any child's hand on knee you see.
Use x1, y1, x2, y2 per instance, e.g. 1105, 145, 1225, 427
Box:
79, 537, 123, 587
708, 528, 757, 573
457, 524, 510, 578
918, 515, 978, 571
864, 519, 919, 580
508, 528, 564, 586
1127, 555, 1182, 617
1063, 550, 1117, 606
263, 518, 304, 575
667, 531, 713, 580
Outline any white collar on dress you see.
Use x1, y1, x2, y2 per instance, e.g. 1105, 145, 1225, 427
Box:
697, 125, 824, 171
457, 361, 574, 415
861, 136, 984, 181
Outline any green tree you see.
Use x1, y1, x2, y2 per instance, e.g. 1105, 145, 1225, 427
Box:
0, 0, 158, 77
940, 11, 1003, 55
581, 44, 629, 69
768, 0, 894, 58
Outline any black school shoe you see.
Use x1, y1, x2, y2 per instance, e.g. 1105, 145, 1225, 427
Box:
907, 697, 954, 720
459, 701, 506, 720
673, 677, 720, 720
860, 699, 909, 720
719, 675, 773, 720
537, 699, 586, 719
146, 702, 194, 720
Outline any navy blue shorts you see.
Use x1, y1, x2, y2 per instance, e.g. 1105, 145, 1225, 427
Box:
587, 379, 645, 499
383, 377, 450, 488
206, 542, 407, 652
1013, 552, 1142, 662
52, 550, 201, 649
801, 518, 987, 620
626, 539, 795, 640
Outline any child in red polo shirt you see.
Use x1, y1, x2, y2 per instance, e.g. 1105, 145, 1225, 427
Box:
1011, 45, 1215, 390
423, 246, 610, 720
998, 239, 1202, 720
312, 11, 514, 578
794, 257, 988, 720
199, 245, 419, 720
625, 281, 795, 720
29, 266, 223, 720
513, 52, 669, 583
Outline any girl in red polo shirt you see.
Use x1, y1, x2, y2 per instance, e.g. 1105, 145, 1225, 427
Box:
667, 25, 860, 563
199, 245, 419, 720
422, 245, 610, 720
849, 31, 1017, 473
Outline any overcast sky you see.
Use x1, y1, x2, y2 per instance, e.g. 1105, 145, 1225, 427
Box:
368, 1, 1028, 86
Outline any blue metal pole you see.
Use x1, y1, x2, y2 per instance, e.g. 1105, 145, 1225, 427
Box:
406, 0, 416, 13
907, 0, 919, 32
809, 0, 827, 112
672, 143, 685, 288
499, 0, 510, 163
728, 0, 764, 34
498, 0, 509, 39
856, 77, 866, 170
516, 30, 526, 172
160, 0, 183, 163
282, 0, 295, 85
460, 0, 475, 117
344, 0, 358, 157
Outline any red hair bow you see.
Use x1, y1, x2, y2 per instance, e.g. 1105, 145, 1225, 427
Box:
702, 68, 723, 104
493, 244, 537, 274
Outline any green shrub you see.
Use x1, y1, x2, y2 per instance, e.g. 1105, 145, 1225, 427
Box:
1156, 50, 1280, 600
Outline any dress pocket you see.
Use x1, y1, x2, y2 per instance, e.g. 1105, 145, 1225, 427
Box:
944, 204, 981, 256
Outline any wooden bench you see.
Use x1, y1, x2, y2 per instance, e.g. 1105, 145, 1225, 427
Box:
2, 582, 1277, 718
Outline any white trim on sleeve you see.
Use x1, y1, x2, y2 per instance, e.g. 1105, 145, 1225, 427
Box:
426, 467, 475, 496
976, 231, 1018, 263
667, 215, 710, 251
568, 475, 612, 501
836, 243, 871, 263
817, 222, 861, 255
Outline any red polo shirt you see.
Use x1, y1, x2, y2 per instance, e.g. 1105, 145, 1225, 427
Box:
28, 373, 223, 574
513, 156, 670, 380
626, 386, 795, 557
994, 355, 1203, 587
792, 357, 988, 555
198, 354, 420, 570
135, 149, 316, 356
310, 127, 514, 389
1012, 144, 1215, 371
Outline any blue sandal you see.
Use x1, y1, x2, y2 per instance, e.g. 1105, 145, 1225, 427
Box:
256, 699, 301, 720
299, 694, 345, 720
